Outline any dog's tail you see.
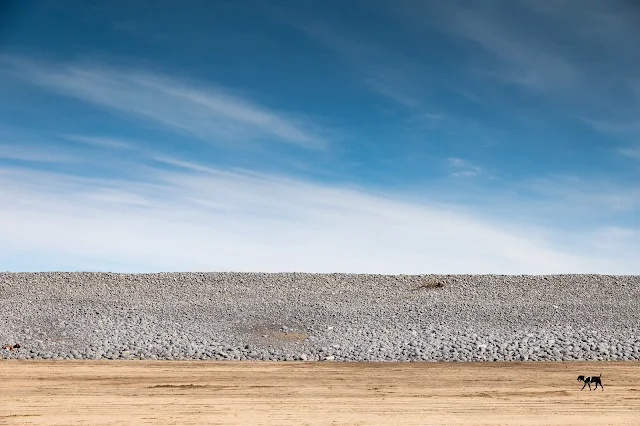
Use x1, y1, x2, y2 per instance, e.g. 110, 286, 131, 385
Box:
599, 373, 602, 378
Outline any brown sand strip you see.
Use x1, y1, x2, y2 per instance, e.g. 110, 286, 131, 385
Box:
1, 361, 640, 425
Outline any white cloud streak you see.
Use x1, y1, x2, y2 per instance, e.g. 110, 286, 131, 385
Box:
523, 176, 640, 213
2, 56, 327, 150
407, 1, 578, 91
448, 157, 482, 178
393, 0, 640, 117
364, 78, 420, 107
0, 144, 77, 163
286, 17, 424, 108
62, 134, 136, 150
0, 160, 637, 274
619, 147, 640, 160
389, 0, 640, 161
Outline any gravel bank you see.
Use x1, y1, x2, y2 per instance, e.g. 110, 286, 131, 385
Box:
1, 273, 639, 361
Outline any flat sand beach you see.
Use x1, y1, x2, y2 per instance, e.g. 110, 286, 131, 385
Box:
2, 361, 640, 425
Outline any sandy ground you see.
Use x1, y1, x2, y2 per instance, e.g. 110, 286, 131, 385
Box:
1, 361, 640, 425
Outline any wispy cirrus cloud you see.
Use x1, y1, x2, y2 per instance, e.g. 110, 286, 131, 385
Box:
581, 118, 640, 161
1, 126, 638, 273
619, 147, 640, 161
435, 3, 576, 90
581, 118, 640, 137
1, 3, 639, 275
388, 0, 640, 164
363, 78, 420, 108
1, 156, 634, 274
273, 10, 425, 108
448, 157, 482, 178
514, 176, 640, 225
0, 144, 77, 163
380, 0, 640, 138
404, 0, 639, 93
61, 134, 136, 150
1, 56, 328, 150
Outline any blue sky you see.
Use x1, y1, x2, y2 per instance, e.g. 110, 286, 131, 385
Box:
0, 0, 638, 273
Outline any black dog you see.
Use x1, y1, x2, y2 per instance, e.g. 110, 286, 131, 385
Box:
577, 374, 603, 391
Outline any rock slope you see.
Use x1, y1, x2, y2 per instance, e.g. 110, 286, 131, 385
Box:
1, 273, 639, 361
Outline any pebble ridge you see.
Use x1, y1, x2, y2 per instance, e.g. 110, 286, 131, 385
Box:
1, 273, 639, 362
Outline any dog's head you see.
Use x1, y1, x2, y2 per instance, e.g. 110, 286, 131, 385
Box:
14, 343, 20, 349
577, 375, 585, 382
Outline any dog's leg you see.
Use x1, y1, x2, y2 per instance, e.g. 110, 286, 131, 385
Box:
589, 383, 592, 391
581, 382, 587, 390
